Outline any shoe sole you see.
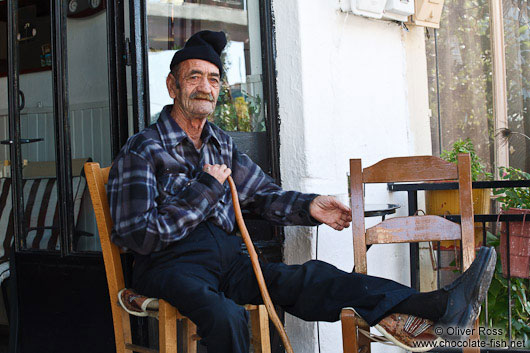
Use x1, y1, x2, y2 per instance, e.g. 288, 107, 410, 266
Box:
117, 288, 155, 317
460, 247, 496, 328
374, 321, 442, 352
442, 247, 496, 341
345, 308, 441, 352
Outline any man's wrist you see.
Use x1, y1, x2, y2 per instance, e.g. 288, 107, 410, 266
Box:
303, 194, 322, 225
194, 171, 225, 203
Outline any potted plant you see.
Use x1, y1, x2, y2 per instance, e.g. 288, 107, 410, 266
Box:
492, 166, 530, 279
212, 80, 262, 133
426, 139, 493, 251
211, 47, 264, 134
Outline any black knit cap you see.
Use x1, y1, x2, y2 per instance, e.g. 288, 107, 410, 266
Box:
170, 30, 227, 76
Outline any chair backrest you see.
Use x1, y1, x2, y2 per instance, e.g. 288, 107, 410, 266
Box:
84, 162, 132, 351
349, 154, 475, 275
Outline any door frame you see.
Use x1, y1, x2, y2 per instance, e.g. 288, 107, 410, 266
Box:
6, 0, 24, 253
107, 0, 130, 155
259, 0, 281, 185
51, 0, 74, 255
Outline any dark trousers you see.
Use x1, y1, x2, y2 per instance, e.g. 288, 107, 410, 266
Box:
133, 222, 417, 353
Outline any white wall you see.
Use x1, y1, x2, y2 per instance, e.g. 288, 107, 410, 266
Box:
273, 1, 432, 352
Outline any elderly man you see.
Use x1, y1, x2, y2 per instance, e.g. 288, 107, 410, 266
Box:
108, 31, 495, 353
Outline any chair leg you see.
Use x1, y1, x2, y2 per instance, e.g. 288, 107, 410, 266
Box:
462, 319, 480, 353
159, 300, 177, 353
183, 319, 198, 353
120, 309, 134, 353
358, 326, 372, 353
250, 305, 271, 353
341, 309, 359, 353
341, 308, 372, 353
110, 299, 133, 353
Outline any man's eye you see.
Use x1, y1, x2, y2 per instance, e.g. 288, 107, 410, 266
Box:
189, 76, 199, 81
210, 78, 220, 85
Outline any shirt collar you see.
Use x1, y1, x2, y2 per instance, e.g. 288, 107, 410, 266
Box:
156, 105, 222, 149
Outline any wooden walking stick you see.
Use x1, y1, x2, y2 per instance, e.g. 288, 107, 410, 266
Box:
228, 176, 294, 353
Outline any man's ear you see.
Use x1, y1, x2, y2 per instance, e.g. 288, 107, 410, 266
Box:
166, 73, 178, 99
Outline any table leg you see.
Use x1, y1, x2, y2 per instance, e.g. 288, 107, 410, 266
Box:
407, 191, 420, 290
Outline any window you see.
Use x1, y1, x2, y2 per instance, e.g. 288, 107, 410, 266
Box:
427, 0, 530, 173
146, 0, 266, 133
425, 0, 495, 172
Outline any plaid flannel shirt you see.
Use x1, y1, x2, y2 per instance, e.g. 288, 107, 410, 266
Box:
108, 105, 320, 255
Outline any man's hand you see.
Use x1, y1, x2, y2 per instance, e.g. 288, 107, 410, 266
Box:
203, 164, 231, 185
309, 196, 352, 230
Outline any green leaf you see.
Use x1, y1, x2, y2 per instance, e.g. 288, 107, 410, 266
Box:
514, 320, 523, 331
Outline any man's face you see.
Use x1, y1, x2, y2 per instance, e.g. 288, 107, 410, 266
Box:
168, 59, 221, 120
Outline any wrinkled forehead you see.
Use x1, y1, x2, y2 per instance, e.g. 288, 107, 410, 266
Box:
178, 59, 220, 76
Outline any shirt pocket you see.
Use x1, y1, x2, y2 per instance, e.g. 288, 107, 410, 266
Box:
157, 173, 189, 196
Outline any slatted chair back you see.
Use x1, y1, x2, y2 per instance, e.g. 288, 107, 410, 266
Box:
85, 162, 184, 353
349, 154, 475, 275
342, 154, 477, 353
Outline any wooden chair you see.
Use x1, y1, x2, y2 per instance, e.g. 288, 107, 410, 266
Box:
84, 162, 271, 353
340, 154, 480, 353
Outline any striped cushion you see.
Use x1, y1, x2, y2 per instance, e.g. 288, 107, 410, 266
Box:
0, 176, 86, 261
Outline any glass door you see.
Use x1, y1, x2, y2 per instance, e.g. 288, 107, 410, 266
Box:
3, 0, 117, 257
3, 1, 62, 255
3, 2, 125, 352
65, 0, 114, 253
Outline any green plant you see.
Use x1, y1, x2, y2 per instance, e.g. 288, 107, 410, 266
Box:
482, 231, 530, 347
492, 166, 530, 210
440, 138, 493, 181
212, 81, 240, 131
210, 41, 263, 132
212, 80, 263, 132
485, 166, 530, 347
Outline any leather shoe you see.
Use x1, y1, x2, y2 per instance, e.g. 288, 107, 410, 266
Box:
435, 246, 496, 341
375, 313, 442, 352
